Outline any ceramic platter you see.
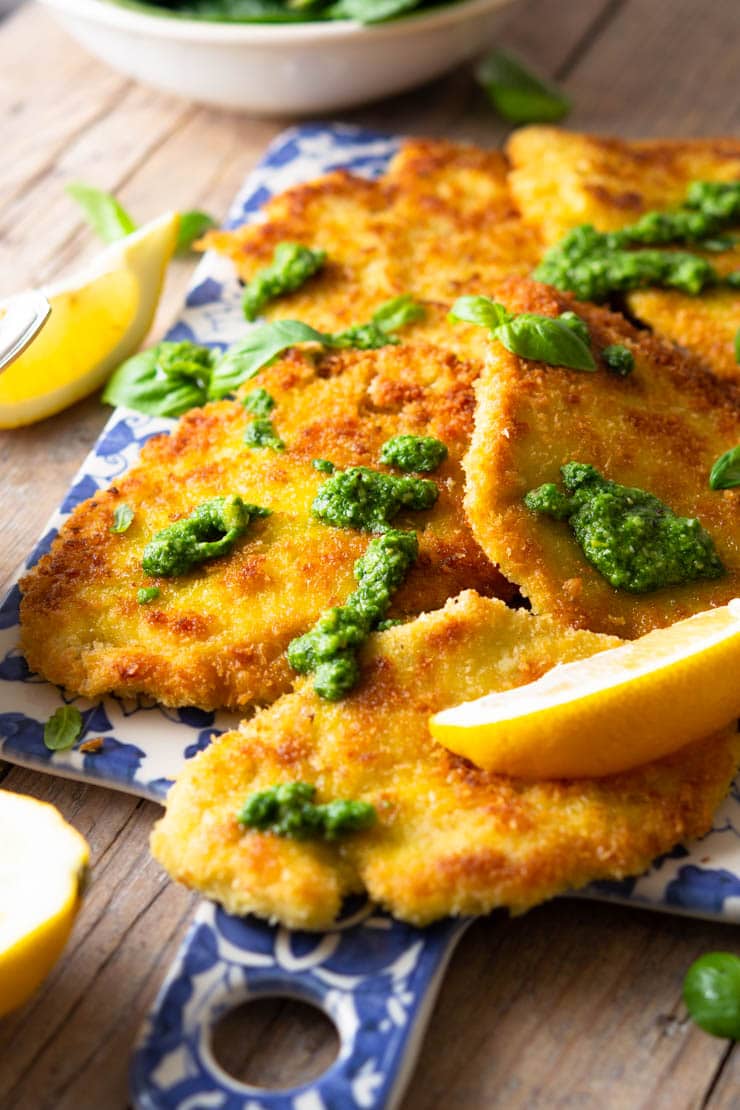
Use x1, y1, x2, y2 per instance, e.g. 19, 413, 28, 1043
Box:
1, 124, 738, 1110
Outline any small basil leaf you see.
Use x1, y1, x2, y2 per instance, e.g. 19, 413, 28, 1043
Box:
476, 49, 571, 124
176, 210, 217, 254
66, 182, 137, 243
208, 320, 326, 399
103, 347, 209, 417
709, 445, 740, 490
683, 952, 740, 1039
44, 706, 84, 751
449, 295, 512, 331
496, 314, 597, 371
371, 294, 425, 333
110, 504, 134, 533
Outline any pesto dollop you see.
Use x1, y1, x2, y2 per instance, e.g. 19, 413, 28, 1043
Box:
237, 782, 376, 841
312, 466, 438, 533
602, 344, 634, 377
312, 458, 335, 474
137, 586, 160, 605
379, 434, 448, 473
244, 417, 285, 452
242, 387, 276, 416
142, 495, 270, 577
242, 242, 326, 321
534, 180, 740, 302
524, 462, 724, 593
287, 529, 418, 700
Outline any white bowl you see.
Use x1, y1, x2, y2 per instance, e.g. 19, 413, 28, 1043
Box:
39, 0, 514, 115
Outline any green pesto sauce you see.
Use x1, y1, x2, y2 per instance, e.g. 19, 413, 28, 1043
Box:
312, 466, 438, 533
244, 417, 285, 451
242, 387, 276, 416
602, 344, 634, 377
142, 495, 270, 577
534, 180, 740, 301
242, 242, 326, 322
237, 782, 376, 841
312, 458, 335, 474
379, 434, 448, 473
524, 462, 724, 593
137, 586, 160, 605
287, 529, 418, 700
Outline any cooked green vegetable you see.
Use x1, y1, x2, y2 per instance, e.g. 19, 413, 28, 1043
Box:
244, 416, 285, 451
137, 586, 161, 605
242, 387, 276, 416
312, 466, 438, 532
450, 296, 596, 372
142, 495, 269, 577
683, 953, 740, 1040
525, 462, 724, 593
44, 706, 84, 752
110, 504, 135, 533
237, 782, 376, 840
475, 49, 571, 124
601, 344, 635, 377
287, 529, 418, 700
709, 445, 740, 490
242, 242, 327, 321
380, 434, 448, 472
66, 182, 136, 243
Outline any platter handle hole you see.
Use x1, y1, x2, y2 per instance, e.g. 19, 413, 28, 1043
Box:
210, 996, 340, 1090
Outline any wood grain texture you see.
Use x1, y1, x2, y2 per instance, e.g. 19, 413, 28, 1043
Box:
0, 0, 738, 1105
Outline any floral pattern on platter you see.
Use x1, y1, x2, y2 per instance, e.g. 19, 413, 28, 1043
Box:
0, 122, 739, 1110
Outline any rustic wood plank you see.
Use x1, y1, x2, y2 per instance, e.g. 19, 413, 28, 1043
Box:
706, 1044, 739, 1109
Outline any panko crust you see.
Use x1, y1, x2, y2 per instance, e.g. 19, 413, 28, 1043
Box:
151, 590, 740, 929
20, 343, 511, 710
507, 127, 740, 382
463, 277, 740, 639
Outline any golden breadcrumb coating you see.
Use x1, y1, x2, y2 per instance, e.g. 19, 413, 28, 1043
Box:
463, 278, 740, 639
151, 590, 739, 929
507, 127, 740, 382
20, 343, 511, 709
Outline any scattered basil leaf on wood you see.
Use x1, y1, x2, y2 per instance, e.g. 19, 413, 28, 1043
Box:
176, 210, 217, 254
44, 706, 84, 752
110, 504, 135, 533
709, 445, 740, 490
475, 49, 571, 124
66, 182, 137, 243
683, 953, 740, 1040
450, 295, 596, 372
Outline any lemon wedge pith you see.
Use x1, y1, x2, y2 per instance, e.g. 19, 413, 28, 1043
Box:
0, 790, 89, 1018
430, 600, 740, 780
0, 212, 179, 429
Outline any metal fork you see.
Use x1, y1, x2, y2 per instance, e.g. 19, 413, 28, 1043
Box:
0, 292, 51, 374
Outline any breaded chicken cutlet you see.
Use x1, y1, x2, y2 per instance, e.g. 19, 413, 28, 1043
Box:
20, 343, 510, 710
463, 279, 740, 639
151, 590, 740, 928
507, 127, 740, 383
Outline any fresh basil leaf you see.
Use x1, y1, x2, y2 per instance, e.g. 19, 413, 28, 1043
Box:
44, 706, 84, 751
176, 210, 217, 254
496, 314, 597, 371
683, 953, 740, 1039
371, 294, 425, 332
208, 320, 326, 399
709, 445, 740, 490
330, 0, 422, 23
103, 345, 211, 416
558, 310, 590, 346
66, 182, 137, 243
110, 504, 135, 533
449, 296, 512, 331
476, 50, 571, 124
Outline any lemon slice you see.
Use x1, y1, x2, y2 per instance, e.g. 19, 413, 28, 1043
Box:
430, 600, 740, 779
0, 790, 89, 1017
0, 211, 179, 428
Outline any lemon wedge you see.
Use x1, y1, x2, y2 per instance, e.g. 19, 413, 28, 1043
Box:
430, 600, 740, 779
0, 790, 89, 1017
0, 211, 179, 428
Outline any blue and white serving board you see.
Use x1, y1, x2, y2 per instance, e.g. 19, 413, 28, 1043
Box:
1, 124, 739, 1110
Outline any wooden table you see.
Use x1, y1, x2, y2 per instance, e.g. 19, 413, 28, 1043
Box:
1, 0, 738, 1105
